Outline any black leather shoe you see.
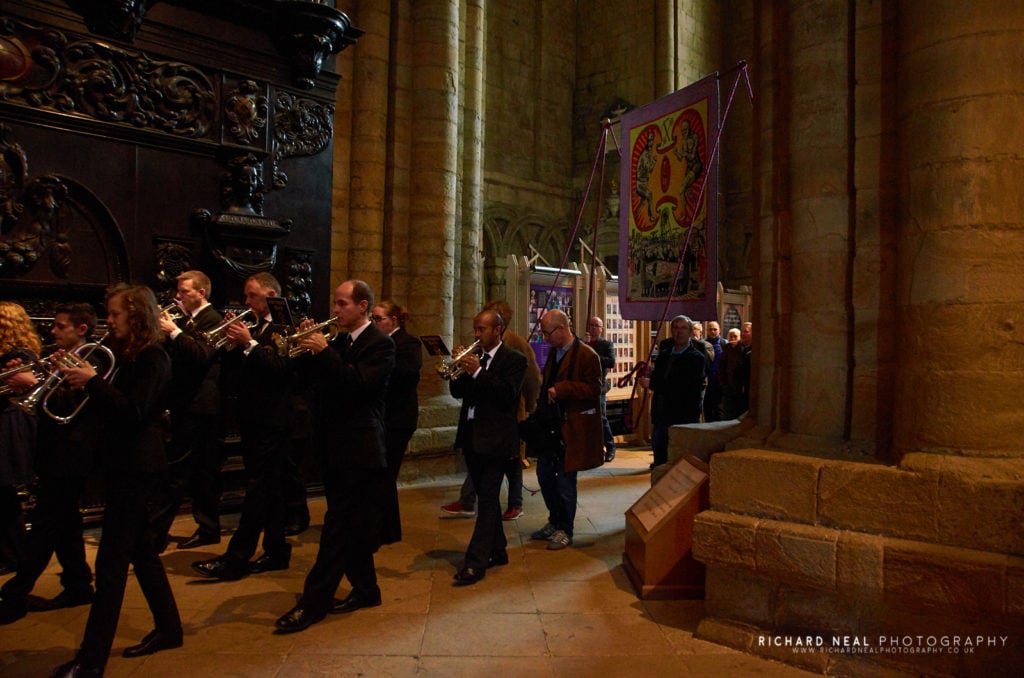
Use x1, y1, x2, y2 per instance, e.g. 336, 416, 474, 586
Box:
50, 659, 102, 677
604, 449, 616, 462
330, 592, 381, 614
178, 532, 220, 550
249, 552, 290, 574
122, 628, 183, 658
275, 605, 326, 633
452, 566, 485, 586
191, 555, 248, 581
0, 596, 27, 624
487, 552, 509, 567
55, 588, 93, 609
283, 520, 309, 536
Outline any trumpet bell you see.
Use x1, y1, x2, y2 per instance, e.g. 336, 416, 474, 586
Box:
436, 340, 482, 380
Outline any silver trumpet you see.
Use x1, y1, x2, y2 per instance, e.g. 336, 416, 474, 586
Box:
160, 302, 184, 321
0, 360, 51, 397
202, 308, 256, 349
12, 338, 116, 424
436, 340, 482, 380
275, 316, 339, 358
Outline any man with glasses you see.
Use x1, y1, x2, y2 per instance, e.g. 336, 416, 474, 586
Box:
531, 310, 603, 551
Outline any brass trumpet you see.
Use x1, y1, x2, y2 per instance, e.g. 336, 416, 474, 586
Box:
275, 316, 339, 358
436, 340, 482, 380
12, 339, 116, 424
201, 308, 256, 349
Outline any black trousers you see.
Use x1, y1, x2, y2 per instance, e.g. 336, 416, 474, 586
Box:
1, 474, 91, 601
463, 442, 508, 571
159, 412, 223, 541
77, 474, 180, 669
380, 426, 414, 544
227, 424, 289, 561
300, 466, 385, 612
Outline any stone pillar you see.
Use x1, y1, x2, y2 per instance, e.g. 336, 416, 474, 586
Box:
458, 0, 484, 330
346, 3, 391, 290
893, 0, 1024, 459
409, 0, 460, 400
383, 3, 414, 300
654, 0, 676, 96
784, 0, 851, 441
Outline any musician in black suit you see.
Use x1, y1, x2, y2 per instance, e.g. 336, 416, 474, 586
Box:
0, 303, 98, 624
450, 310, 526, 586
192, 272, 293, 580
370, 300, 422, 544
156, 270, 225, 549
55, 285, 181, 675
275, 280, 395, 633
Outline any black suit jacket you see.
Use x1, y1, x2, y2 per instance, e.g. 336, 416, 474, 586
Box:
85, 343, 172, 476
649, 338, 708, 426
385, 327, 422, 430
220, 317, 291, 428
451, 343, 526, 459
164, 303, 222, 417
302, 322, 395, 470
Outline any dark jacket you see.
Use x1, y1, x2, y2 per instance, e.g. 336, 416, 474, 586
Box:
163, 303, 222, 418
220, 318, 291, 429
649, 338, 708, 426
541, 339, 604, 473
385, 326, 422, 430
303, 322, 395, 469
85, 343, 172, 476
451, 342, 526, 459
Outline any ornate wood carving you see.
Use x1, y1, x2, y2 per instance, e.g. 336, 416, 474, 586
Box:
194, 153, 292, 281
70, 0, 152, 42
270, 90, 334, 189
153, 237, 195, 299
0, 124, 129, 283
269, 1, 360, 89
281, 247, 313, 319
225, 79, 269, 146
0, 17, 216, 139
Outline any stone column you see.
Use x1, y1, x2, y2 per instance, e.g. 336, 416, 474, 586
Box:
345, 3, 391, 290
458, 0, 484, 330
654, 0, 676, 96
409, 0, 460, 400
894, 0, 1024, 459
753, 0, 855, 448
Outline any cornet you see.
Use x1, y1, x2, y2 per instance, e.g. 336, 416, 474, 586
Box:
201, 308, 256, 349
436, 340, 482, 380
12, 339, 116, 424
160, 302, 184, 321
275, 316, 339, 358
0, 360, 50, 397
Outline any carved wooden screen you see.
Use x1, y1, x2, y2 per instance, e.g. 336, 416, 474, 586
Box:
0, 0, 360, 319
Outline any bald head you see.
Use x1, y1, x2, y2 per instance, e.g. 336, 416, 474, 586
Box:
541, 309, 572, 348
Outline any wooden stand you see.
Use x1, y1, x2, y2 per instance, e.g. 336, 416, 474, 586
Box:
623, 459, 709, 599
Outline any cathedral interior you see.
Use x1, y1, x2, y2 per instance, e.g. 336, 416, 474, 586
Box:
0, 1, 1021, 675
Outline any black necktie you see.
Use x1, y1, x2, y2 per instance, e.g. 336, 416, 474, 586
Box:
255, 318, 269, 338
480, 352, 490, 370
339, 334, 352, 352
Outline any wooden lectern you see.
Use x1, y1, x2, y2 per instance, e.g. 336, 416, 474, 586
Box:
623, 459, 709, 599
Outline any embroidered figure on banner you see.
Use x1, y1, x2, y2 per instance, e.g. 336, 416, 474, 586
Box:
618, 74, 720, 322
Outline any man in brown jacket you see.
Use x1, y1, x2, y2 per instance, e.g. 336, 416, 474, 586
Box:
530, 310, 603, 550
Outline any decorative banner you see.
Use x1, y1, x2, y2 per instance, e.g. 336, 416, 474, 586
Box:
618, 74, 719, 321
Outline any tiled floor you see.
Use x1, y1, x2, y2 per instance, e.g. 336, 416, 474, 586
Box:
1, 447, 817, 677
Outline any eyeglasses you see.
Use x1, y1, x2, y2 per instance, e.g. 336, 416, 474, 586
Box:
541, 326, 562, 338
371, 315, 386, 322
